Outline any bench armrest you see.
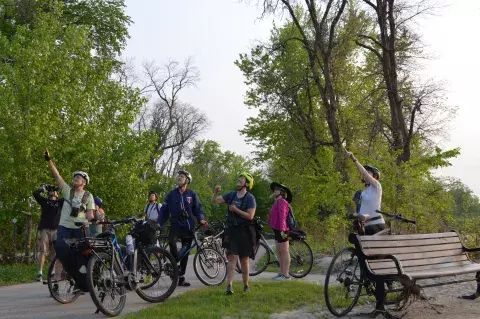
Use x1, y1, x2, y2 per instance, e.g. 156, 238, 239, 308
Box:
365, 254, 404, 275
464, 247, 480, 253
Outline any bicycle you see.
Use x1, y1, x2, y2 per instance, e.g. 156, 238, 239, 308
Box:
236, 217, 314, 278
324, 210, 416, 317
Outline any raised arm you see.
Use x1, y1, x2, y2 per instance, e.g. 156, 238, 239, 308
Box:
346, 151, 379, 187
44, 149, 65, 189
212, 186, 226, 204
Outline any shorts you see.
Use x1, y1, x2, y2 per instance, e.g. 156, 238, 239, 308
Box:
38, 229, 57, 253
225, 226, 253, 259
273, 229, 288, 243
365, 223, 385, 235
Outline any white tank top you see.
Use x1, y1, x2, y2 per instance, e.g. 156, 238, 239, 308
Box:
359, 182, 384, 226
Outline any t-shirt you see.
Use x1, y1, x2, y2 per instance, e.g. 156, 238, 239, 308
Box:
59, 183, 95, 229
222, 191, 256, 226
32, 189, 62, 230
89, 208, 105, 237
144, 202, 162, 222
268, 198, 289, 231
359, 181, 384, 226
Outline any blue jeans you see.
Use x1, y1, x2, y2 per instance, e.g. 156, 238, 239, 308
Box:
54, 226, 89, 291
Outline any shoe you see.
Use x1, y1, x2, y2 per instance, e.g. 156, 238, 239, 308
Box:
178, 276, 191, 287
79, 265, 87, 274
271, 273, 282, 280
36, 274, 42, 282
273, 274, 291, 281
460, 292, 480, 300
243, 285, 250, 293
225, 285, 234, 295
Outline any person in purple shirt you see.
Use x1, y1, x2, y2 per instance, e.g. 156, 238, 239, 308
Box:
158, 170, 207, 287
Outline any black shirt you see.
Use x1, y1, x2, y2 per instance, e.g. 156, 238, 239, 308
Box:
33, 189, 62, 230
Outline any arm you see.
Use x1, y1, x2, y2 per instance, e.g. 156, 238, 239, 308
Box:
157, 195, 170, 226
192, 192, 206, 224
231, 195, 256, 221
44, 149, 66, 189
346, 151, 379, 187
212, 186, 226, 204
32, 187, 47, 206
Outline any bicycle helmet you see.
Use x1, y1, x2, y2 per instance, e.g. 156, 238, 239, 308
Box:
72, 171, 90, 184
148, 190, 158, 200
94, 196, 103, 207
177, 170, 192, 184
239, 172, 254, 190
363, 165, 380, 180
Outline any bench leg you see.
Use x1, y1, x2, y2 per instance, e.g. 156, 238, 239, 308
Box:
371, 279, 401, 319
460, 271, 480, 300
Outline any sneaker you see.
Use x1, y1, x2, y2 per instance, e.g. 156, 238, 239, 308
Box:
79, 265, 87, 274
178, 276, 191, 287
273, 274, 291, 281
243, 285, 250, 293
271, 273, 282, 280
36, 274, 42, 282
225, 285, 234, 295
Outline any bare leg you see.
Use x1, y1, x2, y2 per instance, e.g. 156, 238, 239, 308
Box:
277, 241, 290, 276
240, 257, 250, 286
38, 251, 46, 274
227, 254, 238, 286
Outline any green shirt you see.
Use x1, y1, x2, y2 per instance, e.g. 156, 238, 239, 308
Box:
59, 183, 95, 229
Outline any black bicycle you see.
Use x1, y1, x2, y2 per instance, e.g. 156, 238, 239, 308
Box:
73, 218, 178, 317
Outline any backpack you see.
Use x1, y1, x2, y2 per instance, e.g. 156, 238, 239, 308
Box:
65, 189, 91, 213
286, 204, 297, 229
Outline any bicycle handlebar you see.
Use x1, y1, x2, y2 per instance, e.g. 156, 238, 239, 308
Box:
375, 210, 416, 225
74, 217, 139, 227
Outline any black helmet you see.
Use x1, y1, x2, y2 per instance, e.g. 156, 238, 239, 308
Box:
270, 182, 293, 203
363, 165, 380, 180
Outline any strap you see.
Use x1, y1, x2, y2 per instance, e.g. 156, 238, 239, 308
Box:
81, 191, 90, 205
368, 216, 383, 223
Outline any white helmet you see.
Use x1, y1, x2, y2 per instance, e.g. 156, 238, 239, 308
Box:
177, 170, 192, 184
72, 171, 90, 185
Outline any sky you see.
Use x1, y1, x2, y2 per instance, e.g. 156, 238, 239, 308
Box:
123, 0, 480, 196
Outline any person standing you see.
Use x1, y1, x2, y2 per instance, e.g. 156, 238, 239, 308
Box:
144, 190, 161, 222
32, 184, 63, 282
212, 172, 256, 295
158, 170, 207, 287
268, 182, 292, 281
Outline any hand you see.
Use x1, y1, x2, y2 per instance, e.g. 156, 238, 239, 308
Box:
345, 150, 356, 162
214, 185, 221, 194
43, 148, 51, 162
200, 220, 208, 228
228, 205, 238, 213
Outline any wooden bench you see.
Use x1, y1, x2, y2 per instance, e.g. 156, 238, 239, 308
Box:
349, 231, 480, 315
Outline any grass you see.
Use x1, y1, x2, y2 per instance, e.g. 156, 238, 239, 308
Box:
124, 280, 324, 319
0, 262, 47, 286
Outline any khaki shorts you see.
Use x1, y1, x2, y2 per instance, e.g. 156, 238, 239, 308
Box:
38, 229, 57, 253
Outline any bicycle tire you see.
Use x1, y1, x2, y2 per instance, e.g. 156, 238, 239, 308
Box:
193, 247, 227, 286
324, 247, 363, 317
47, 256, 82, 304
86, 252, 126, 317
135, 246, 178, 303
235, 241, 272, 276
288, 239, 313, 278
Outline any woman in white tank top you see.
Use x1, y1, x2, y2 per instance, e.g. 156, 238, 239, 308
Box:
346, 150, 385, 235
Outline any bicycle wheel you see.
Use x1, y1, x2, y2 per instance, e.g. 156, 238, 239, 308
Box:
135, 246, 178, 303
235, 242, 272, 276
288, 239, 313, 278
193, 247, 227, 286
86, 252, 126, 317
47, 256, 82, 304
324, 247, 363, 317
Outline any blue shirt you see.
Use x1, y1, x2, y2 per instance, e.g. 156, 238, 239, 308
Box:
158, 188, 205, 230
222, 191, 256, 226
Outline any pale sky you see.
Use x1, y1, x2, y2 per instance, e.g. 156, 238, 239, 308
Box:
123, 0, 480, 196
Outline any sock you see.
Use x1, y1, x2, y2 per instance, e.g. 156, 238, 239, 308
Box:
38, 270, 43, 275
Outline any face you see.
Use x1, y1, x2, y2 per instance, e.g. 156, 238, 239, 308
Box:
273, 187, 282, 197
149, 193, 156, 201
73, 174, 86, 187
236, 176, 247, 190
177, 174, 188, 186
48, 192, 58, 200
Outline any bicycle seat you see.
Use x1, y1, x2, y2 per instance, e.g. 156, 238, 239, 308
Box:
347, 213, 366, 221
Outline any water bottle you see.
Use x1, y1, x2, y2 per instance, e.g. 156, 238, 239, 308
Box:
126, 235, 135, 255
178, 243, 191, 259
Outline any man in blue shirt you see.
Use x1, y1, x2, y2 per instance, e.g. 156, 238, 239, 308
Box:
158, 170, 207, 286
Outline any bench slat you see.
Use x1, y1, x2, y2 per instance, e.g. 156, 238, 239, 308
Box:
372, 261, 474, 275
368, 253, 468, 269
360, 237, 460, 248
363, 243, 462, 255
408, 264, 480, 279
358, 232, 459, 241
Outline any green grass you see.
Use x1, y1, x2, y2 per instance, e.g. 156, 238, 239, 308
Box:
124, 281, 324, 319
0, 262, 46, 286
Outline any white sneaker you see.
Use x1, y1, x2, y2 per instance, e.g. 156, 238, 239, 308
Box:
273, 274, 291, 281
79, 265, 87, 274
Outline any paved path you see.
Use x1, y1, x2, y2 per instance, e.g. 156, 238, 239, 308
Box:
0, 263, 325, 319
